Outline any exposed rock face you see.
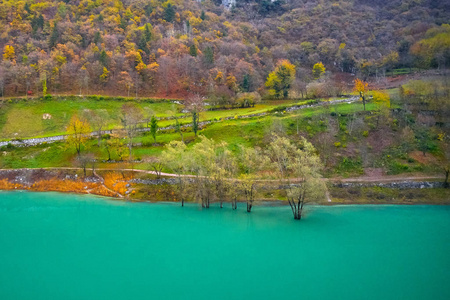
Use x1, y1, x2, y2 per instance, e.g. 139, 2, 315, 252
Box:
222, 0, 236, 8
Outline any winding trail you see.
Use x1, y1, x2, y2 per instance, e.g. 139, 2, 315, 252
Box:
0, 167, 443, 183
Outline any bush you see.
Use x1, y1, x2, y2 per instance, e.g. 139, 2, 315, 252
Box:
235, 92, 261, 108
362, 131, 369, 137
336, 157, 364, 175
388, 161, 410, 174
334, 142, 341, 147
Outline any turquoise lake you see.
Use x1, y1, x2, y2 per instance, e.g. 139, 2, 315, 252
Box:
0, 191, 449, 300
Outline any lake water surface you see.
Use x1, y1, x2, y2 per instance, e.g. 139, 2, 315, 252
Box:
1, 191, 449, 300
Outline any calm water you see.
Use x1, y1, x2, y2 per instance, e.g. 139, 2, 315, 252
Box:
0, 191, 449, 300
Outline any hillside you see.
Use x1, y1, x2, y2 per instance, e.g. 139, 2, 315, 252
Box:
0, 0, 449, 98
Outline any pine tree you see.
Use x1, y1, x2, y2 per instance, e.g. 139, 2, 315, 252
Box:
189, 44, 198, 57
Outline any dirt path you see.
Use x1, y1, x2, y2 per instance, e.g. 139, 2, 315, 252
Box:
0, 167, 444, 184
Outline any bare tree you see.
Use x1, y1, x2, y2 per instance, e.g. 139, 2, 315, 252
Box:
184, 94, 204, 136
120, 103, 143, 163
85, 109, 109, 147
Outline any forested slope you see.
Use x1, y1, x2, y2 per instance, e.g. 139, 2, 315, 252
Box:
0, 0, 448, 98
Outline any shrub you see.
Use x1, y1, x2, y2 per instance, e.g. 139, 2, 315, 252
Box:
334, 142, 341, 147
362, 131, 369, 137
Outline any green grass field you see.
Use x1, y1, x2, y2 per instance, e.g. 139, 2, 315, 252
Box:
0, 101, 378, 170
0, 97, 182, 139
0, 96, 341, 140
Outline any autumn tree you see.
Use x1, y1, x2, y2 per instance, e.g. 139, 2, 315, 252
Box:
372, 90, 391, 128
119, 71, 133, 97
312, 62, 326, 79
265, 60, 296, 99
354, 79, 369, 111
3, 45, 15, 62
66, 116, 91, 156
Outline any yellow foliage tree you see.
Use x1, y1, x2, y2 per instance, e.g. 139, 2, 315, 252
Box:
312, 62, 326, 79
66, 116, 91, 155
372, 90, 391, 127
3, 45, 16, 61
354, 79, 369, 111
226, 74, 237, 91
265, 60, 296, 99
372, 90, 390, 108
215, 71, 224, 84
100, 67, 109, 83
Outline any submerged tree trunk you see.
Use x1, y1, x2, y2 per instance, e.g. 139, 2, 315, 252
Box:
288, 191, 305, 220
247, 201, 252, 213
245, 186, 254, 213
232, 196, 237, 210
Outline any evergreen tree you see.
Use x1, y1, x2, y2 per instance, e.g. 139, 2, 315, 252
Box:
241, 74, 250, 92
144, 23, 152, 41
150, 116, 158, 143
99, 50, 108, 67
164, 4, 175, 22
204, 47, 214, 64
48, 24, 59, 48
189, 44, 198, 57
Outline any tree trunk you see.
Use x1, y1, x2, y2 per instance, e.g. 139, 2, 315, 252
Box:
444, 169, 449, 188
247, 201, 252, 213
232, 196, 237, 210
181, 198, 184, 207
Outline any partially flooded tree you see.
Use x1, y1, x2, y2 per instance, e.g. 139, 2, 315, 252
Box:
212, 141, 237, 208
161, 141, 189, 206
267, 134, 327, 220
238, 146, 269, 212
66, 116, 91, 155
190, 136, 216, 208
